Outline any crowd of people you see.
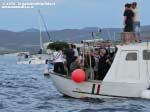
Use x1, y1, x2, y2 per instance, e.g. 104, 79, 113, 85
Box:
52, 44, 117, 80
123, 2, 141, 43
51, 2, 142, 80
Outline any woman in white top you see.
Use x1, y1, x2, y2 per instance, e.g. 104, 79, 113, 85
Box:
53, 47, 65, 74
72, 45, 79, 57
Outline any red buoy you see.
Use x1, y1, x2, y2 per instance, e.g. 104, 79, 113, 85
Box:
71, 69, 85, 83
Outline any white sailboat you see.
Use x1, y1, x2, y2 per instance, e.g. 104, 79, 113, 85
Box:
17, 54, 52, 64
17, 11, 53, 65
50, 40, 150, 99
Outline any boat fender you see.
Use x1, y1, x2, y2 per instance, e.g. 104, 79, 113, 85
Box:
71, 69, 85, 83
141, 90, 150, 99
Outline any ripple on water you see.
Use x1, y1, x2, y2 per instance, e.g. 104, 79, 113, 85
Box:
1, 56, 150, 112
0, 102, 4, 109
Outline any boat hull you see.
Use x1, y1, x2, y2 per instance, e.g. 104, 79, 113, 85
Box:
17, 54, 53, 65
17, 59, 46, 64
50, 71, 148, 99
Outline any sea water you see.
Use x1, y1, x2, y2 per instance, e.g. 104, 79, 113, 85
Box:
0, 55, 150, 112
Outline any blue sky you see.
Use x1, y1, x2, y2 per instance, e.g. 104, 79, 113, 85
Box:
0, 0, 149, 31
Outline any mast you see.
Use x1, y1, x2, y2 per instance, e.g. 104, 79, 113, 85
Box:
38, 10, 43, 50
38, 10, 51, 41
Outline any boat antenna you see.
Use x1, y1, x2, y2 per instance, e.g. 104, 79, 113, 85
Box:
38, 10, 52, 41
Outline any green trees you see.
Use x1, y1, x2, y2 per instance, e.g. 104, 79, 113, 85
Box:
47, 41, 69, 50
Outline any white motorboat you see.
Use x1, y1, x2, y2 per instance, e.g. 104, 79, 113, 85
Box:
17, 11, 54, 65
17, 54, 53, 64
50, 42, 150, 99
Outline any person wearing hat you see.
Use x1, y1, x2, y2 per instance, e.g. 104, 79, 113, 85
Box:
98, 49, 111, 80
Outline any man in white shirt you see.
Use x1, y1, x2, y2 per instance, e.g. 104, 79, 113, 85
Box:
132, 2, 141, 42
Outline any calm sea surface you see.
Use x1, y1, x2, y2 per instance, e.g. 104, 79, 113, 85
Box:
0, 55, 150, 112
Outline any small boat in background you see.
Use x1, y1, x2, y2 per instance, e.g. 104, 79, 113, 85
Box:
17, 10, 53, 65
17, 53, 53, 64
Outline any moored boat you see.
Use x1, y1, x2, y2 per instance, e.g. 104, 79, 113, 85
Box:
17, 54, 53, 64
50, 41, 150, 99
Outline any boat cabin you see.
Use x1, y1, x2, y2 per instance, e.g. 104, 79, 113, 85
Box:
104, 43, 150, 85
50, 41, 150, 99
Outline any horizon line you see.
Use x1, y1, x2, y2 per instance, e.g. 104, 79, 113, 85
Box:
0, 25, 150, 32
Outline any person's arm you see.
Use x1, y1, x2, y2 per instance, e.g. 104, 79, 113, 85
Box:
123, 11, 127, 26
132, 11, 135, 21
79, 62, 84, 69
106, 59, 111, 65
124, 16, 127, 26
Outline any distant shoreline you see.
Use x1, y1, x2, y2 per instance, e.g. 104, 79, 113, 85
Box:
0, 25, 150, 54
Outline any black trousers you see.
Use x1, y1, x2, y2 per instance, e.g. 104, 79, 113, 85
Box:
54, 62, 65, 74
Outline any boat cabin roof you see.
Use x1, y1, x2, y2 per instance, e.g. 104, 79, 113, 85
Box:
117, 42, 150, 50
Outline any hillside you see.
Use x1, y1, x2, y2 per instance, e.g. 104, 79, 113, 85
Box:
0, 26, 150, 54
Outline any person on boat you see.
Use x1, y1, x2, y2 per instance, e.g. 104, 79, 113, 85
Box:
24, 54, 29, 59
123, 3, 134, 44
70, 56, 84, 73
72, 45, 79, 57
98, 49, 111, 80
131, 2, 141, 42
84, 49, 96, 79
93, 48, 100, 80
77, 47, 81, 56
65, 44, 75, 71
84, 49, 95, 69
110, 46, 118, 62
53, 47, 66, 74
38, 49, 42, 54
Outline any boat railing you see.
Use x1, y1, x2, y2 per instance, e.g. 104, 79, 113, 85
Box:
113, 31, 150, 45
